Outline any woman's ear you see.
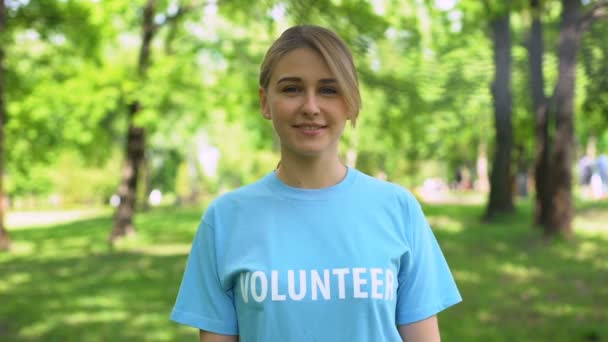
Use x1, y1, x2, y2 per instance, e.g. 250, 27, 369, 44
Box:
259, 87, 271, 120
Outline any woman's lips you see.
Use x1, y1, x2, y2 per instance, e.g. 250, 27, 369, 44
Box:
294, 124, 326, 136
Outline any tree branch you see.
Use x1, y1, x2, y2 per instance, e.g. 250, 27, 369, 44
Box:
154, 0, 210, 31
156, 0, 208, 54
578, 0, 608, 33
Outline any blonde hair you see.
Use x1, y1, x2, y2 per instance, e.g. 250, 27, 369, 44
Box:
259, 25, 361, 126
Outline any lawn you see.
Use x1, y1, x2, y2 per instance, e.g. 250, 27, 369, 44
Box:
0, 198, 607, 341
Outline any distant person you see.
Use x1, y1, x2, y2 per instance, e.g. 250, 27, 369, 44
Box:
170, 25, 461, 341
597, 154, 608, 193
590, 172, 604, 199
516, 145, 528, 197
579, 155, 593, 187
453, 167, 462, 190
578, 154, 594, 199
475, 146, 490, 193
460, 166, 472, 190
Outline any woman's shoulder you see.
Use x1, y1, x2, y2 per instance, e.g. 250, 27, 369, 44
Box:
352, 169, 418, 203
205, 174, 273, 212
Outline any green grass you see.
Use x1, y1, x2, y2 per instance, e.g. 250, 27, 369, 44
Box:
1, 199, 607, 341
426, 199, 608, 342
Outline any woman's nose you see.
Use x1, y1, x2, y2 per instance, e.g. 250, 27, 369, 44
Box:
302, 92, 320, 116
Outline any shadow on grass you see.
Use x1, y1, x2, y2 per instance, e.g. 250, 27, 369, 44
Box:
0, 252, 195, 341
423, 200, 608, 342
0, 206, 205, 341
1, 202, 607, 341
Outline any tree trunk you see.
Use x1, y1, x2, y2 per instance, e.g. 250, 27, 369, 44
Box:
109, 0, 156, 244
109, 105, 146, 242
528, 0, 551, 227
0, 0, 10, 251
142, 151, 152, 212
485, 10, 514, 219
544, 0, 580, 238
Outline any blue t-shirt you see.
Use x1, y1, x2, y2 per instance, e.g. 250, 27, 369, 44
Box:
171, 167, 461, 341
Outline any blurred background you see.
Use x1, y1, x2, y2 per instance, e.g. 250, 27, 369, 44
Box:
0, 0, 607, 341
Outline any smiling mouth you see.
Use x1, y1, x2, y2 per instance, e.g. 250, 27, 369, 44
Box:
293, 124, 327, 130
293, 124, 326, 136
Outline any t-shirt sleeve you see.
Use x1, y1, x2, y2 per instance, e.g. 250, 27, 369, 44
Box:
170, 219, 238, 335
395, 192, 462, 325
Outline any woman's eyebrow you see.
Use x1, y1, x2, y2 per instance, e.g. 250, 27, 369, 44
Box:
277, 77, 301, 84
276, 77, 337, 84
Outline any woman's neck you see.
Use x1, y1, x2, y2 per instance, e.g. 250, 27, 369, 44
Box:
275, 155, 347, 189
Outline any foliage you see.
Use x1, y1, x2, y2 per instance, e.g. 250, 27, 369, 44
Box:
4, 0, 120, 198
579, 19, 608, 151
2, 0, 606, 206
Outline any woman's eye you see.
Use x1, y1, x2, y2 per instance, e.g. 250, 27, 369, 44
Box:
320, 87, 338, 95
282, 86, 299, 94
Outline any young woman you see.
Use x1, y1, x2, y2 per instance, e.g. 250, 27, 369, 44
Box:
171, 25, 461, 342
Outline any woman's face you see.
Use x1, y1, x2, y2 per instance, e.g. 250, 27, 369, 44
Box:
259, 47, 349, 161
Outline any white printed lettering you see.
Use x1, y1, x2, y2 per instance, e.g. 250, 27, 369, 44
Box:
251, 271, 268, 302
385, 268, 395, 300
240, 272, 250, 303
353, 268, 369, 298
240, 267, 395, 303
287, 270, 307, 301
271, 270, 286, 301
332, 268, 350, 299
370, 268, 384, 299
311, 269, 330, 300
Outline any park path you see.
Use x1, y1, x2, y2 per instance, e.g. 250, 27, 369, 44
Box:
6, 208, 109, 229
